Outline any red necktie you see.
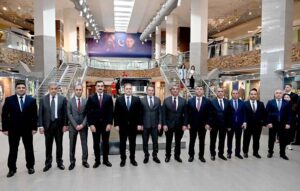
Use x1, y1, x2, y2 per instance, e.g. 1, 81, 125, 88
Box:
99, 94, 102, 109
77, 98, 81, 112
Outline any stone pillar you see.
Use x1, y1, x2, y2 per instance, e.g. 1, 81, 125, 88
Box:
78, 20, 86, 55
190, 0, 208, 77
155, 27, 161, 60
249, 37, 253, 51
165, 14, 178, 55
34, 0, 56, 77
63, 8, 78, 52
260, 0, 293, 103
222, 38, 228, 56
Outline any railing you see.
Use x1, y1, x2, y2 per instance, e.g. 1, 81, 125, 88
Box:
88, 58, 157, 70
0, 29, 34, 53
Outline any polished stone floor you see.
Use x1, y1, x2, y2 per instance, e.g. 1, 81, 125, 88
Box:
0, 131, 299, 191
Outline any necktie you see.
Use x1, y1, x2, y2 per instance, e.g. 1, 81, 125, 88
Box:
51, 96, 56, 121
219, 99, 224, 110
127, 96, 131, 110
234, 100, 238, 111
77, 98, 81, 112
99, 94, 102, 109
173, 97, 177, 111
252, 101, 256, 112
149, 96, 154, 109
277, 99, 281, 111
197, 98, 201, 111
20, 96, 24, 112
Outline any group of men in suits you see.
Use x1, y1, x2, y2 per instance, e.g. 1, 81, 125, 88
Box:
1, 81, 295, 178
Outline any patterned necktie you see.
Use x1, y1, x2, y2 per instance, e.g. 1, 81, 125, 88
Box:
149, 96, 154, 109
127, 96, 131, 110
197, 98, 201, 111
20, 96, 24, 112
78, 98, 81, 112
219, 99, 224, 110
252, 101, 256, 112
277, 99, 281, 111
99, 94, 102, 109
51, 96, 55, 121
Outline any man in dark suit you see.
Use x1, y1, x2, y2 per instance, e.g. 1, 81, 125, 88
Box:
114, 83, 143, 167
284, 84, 298, 104
86, 80, 113, 168
140, 85, 162, 164
227, 89, 246, 159
67, 84, 89, 170
210, 87, 231, 161
38, 82, 68, 172
242, 88, 266, 159
1, 82, 37, 177
187, 85, 211, 163
162, 83, 188, 163
266, 89, 292, 160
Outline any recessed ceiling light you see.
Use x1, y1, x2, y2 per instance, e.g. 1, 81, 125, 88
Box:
17, 6, 21, 10
3, 7, 7, 11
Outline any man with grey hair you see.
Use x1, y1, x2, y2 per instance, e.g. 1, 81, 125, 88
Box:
67, 84, 89, 170
38, 82, 68, 172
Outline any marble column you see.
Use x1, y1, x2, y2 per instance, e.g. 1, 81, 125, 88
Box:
63, 8, 78, 52
190, 0, 208, 78
165, 14, 178, 56
78, 20, 86, 55
34, 0, 56, 78
260, 0, 294, 103
155, 27, 161, 60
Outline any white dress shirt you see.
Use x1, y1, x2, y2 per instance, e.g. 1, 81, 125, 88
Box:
250, 100, 257, 111
172, 96, 178, 110
147, 95, 154, 107
49, 94, 58, 118
17, 94, 26, 111
196, 96, 203, 108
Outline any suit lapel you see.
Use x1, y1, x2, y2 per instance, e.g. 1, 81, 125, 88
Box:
46, 94, 51, 111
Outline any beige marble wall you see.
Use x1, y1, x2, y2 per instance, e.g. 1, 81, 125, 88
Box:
0, 47, 34, 66
86, 67, 161, 78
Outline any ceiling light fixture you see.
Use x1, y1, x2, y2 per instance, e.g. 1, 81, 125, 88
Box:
2, 7, 7, 11
114, 0, 135, 32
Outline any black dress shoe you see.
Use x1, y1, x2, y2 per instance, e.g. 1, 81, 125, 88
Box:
219, 155, 227, 160
227, 154, 231, 159
280, 155, 289, 160
43, 165, 52, 172
267, 153, 273, 158
235, 154, 243, 159
93, 162, 101, 168
143, 157, 149, 164
7, 170, 16, 178
243, 153, 248, 158
211, 156, 215, 161
188, 156, 194, 162
253, 153, 261, 159
175, 157, 182, 163
28, 168, 35, 175
68, 163, 75, 170
57, 164, 65, 170
199, 157, 206, 163
165, 157, 170, 163
82, 162, 90, 168
103, 161, 112, 167
120, 160, 126, 167
130, 160, 138, 166
153, 157, 161, 164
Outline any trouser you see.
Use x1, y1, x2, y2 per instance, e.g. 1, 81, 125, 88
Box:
45, 120, 63, 166
119, 128, 137, 161
142, 127, 159, 158
165, 127, 184, 158
8, 131, 35, 171
243, 126, 262, 154
210, 127, 227, 156
268, 122, 289, 156
188, 127, 206, 158
92, 127, 110, 162
69, 126, 88, 164
227, 127, 243, 155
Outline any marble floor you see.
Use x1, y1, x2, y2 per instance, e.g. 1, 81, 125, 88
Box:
0, 131, 299, 191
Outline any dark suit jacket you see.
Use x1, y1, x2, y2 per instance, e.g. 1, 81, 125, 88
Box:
114, 95, 143, 129
266, 99, 291, 126
2, 94, 37, 133
229, 99, 245, 128
67, 97, 87, 128
187, 96, 211, 128
162, 96, 188, 129
242, 100, 266, 128
86, 93, 113, 128
38, 94, 68, 130
210, 98, 231, 128
140, 96, 162, 129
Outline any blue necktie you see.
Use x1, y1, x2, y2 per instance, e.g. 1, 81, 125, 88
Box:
20, 96, 24, 112
126, 96, 131, 110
